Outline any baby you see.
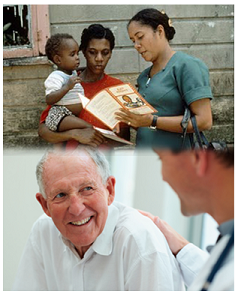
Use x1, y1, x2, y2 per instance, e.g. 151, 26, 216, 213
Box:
44, 33, 91, 132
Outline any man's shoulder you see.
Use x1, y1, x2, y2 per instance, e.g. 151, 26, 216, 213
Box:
113, 202, 155, 230
112, 202, 168, 252
31, 214, 58, 237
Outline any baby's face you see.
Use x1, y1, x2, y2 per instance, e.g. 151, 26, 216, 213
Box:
56, 38, 80, 74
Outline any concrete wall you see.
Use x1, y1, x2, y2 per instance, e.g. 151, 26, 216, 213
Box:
3, 4, 234, 148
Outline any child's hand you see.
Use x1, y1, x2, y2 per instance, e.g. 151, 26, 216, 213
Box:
67, 76, 82, 90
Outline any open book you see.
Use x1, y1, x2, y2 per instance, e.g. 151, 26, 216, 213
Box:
80, 83, 157, 130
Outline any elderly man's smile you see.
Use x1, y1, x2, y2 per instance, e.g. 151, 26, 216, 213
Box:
69, 216, 92, 226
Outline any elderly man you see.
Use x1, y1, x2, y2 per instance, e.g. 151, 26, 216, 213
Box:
142, 149, 234, 291
12, 147, 184, 291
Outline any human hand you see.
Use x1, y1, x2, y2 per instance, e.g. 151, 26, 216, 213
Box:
112, 123, 120, 134
67, 76, 82, 90
71, 128, 105, 147
115, 108, 153, 128
139, 210, 189, 256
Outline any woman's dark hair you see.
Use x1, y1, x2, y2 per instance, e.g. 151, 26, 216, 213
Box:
79, 24, 115, 51
128, 8, 176, 41
45, 33, 75, 62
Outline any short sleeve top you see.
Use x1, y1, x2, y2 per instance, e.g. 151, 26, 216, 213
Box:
44, 70, 85, 105
136, 51, 213, 150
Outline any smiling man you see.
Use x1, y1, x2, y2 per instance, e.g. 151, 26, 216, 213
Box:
12, 147, 184, 291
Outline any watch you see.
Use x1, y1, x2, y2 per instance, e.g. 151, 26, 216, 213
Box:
149, 115, 158, 130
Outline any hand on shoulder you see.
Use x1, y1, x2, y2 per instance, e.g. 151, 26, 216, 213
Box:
139, 210, 189, 256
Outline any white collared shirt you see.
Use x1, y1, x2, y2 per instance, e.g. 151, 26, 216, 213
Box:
12, 202, 185, 291
176, 221, 234, 291
188, 234, 234, 291
176, 243, 209, 287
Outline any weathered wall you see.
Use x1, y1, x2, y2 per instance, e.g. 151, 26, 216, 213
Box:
3, 4, 234, 148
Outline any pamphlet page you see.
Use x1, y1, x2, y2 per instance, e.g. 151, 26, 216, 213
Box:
84, 83, 156, 130
85, 90, 121, 129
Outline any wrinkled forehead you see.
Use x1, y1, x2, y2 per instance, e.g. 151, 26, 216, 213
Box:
42, 151, 98, 185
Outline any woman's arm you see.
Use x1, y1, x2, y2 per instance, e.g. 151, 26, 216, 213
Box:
115, 98, 212, 133
38, 123, 105, 147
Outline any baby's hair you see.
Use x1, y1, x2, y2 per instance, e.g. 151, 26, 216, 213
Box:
80, 24, 115, 52
45, 33, 76, 63
128, 8, 176, 41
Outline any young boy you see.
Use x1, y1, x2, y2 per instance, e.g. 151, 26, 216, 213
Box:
44, 33, 91, 132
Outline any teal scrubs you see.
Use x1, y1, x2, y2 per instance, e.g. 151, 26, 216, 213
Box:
136, 51, 213, 150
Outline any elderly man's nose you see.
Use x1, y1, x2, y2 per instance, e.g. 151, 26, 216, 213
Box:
68, 195, 85, 215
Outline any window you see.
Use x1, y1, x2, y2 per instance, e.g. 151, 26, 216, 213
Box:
3, 5, 50, 59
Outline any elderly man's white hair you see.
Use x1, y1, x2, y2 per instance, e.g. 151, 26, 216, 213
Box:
36, 146, 111, 199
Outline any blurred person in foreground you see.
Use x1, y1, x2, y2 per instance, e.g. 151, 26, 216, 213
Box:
141, 148, 234, 290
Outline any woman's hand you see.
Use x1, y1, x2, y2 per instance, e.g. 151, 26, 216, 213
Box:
71, 128, 105, 147
115, 108, 153, 128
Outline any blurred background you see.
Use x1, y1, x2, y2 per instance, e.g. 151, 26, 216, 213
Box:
3, 148, 219, 290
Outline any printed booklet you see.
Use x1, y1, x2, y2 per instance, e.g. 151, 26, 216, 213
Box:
80, 83, 157, 130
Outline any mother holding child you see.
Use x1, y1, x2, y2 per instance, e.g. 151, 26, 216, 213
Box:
38, 24, 130, 149
39, 8, 213, 151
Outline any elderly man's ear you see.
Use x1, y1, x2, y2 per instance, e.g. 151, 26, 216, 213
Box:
106, 176, 116, 206
36, 193, 51, 217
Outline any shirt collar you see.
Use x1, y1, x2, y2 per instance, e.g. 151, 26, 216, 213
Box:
60, 203, 119, 257
91, 203, 119, 256
206, 219, 234, 253
218, 219, 234, 237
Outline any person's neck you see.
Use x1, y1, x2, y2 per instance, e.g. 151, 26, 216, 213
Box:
213, 197, 234, 225
81, 68, 104, 83
57, 66, 73, 75
150, 46, 175, 77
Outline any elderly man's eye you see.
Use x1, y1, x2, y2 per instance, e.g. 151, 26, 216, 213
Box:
81, 186, 94, 195
55, 193, 66, 199
83, 187, 93, 191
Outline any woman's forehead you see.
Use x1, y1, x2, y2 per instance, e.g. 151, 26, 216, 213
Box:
87, 38, 111, 50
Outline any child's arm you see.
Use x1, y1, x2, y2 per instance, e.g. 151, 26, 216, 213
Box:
46, 76, 82, 105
